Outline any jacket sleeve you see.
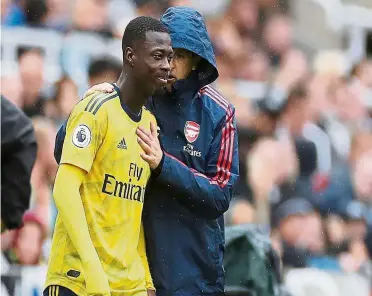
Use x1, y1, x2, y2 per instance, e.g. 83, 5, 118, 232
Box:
156, 106, 239, 219
1, 96, 37, 230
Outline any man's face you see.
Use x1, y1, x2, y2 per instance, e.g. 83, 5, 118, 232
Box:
18, 50, 44, 101
167, 48, 199, 89
132, 31, 172, 95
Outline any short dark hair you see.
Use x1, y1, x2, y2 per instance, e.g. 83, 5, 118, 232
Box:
122, 16, 168, 51
88, 56, 122, 79
17, 46, 44, 60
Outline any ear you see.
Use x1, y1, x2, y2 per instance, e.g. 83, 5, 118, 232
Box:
125, 47, 135, 67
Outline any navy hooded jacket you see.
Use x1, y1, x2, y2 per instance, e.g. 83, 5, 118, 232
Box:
53, 7, 239, 296
142, 7, 239, 296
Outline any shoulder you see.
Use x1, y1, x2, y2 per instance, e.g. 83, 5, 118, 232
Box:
198, 85, 235, 123
77, 91, 119, 116
69, 92, 120, 124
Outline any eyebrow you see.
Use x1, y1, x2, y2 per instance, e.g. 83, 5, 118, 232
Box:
150, 47, 173, 53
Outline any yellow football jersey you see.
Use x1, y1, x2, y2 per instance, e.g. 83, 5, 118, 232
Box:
45, 89, 156, 296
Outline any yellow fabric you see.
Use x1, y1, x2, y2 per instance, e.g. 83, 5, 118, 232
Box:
138, 223, 154, 290
45, 91, 156, 296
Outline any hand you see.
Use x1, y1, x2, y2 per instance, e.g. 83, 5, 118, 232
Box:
136, 122, 163, 170
147, 289, 156, 296
83, 82, 115, 98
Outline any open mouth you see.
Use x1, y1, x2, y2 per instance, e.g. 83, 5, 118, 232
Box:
167, 76, 177, 83
156, 75, 169, 84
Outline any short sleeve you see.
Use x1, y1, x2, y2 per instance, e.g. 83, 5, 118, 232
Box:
60, 110, 106, 173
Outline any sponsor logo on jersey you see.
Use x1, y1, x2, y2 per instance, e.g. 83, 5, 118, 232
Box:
102, 163, 145, 203
184, 121, 200, 143
183, 143, 201, 157
117, 138, 127, 149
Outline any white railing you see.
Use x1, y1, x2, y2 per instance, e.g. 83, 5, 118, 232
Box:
310, 0, 372, 31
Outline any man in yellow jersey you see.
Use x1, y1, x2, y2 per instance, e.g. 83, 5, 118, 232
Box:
44, 16, 172, 296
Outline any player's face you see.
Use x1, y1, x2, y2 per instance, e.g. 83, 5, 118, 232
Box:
166, 48, 201, 89
134, 31, 172, 94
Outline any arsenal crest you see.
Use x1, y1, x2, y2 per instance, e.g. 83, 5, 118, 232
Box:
184, 121, 200, 143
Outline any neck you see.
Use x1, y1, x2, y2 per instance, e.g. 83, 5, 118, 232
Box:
116, 71, 148, 114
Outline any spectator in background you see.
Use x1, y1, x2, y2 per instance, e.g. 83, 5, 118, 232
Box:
1, 96, 37, 232
263, 13, 293, 67
313, 131, 372, 228
44, 76, 79, 127
88, 56, 122, 87
44, 0, 71, 31
25, 0, 47, 27
72, 0, 112, 37
1, 0, 26, 26
17, 47, 48, 117
271, 197, 326, 268
225, 197, 256, 226
226, 0, 259, 38
2, 210, 47, 266
276, 84, 309, 137
0, 75, 24, 108
30, 117, 58, 230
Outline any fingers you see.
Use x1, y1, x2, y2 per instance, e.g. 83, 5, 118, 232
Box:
150, 122, 157, 137
140, 152, 150, 162
137, 137, 152, 154
92, 82, 115, 93
83, 83, 114, 98
137, 126, 152, 138
136, 128, 152, 146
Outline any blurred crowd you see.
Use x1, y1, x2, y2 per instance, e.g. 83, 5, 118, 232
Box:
1, 0, 372, 285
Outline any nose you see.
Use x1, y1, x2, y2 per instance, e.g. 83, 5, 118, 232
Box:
161, 57, 171, 73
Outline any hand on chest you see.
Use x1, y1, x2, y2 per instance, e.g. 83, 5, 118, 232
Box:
158, 116, 213, 166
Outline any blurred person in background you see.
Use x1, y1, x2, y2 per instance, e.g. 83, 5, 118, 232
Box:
2, 210, 47, 266
17, 47, 48, 117
88, 56, 122, 87
0, 75, 24, 108
44, 76, 80, 127
226, 0, 259, 38
271, 197, 328, 269
44, 0, 72, 31
313, 131, 372, 228
30, 117, 58, 231
72, 0, 112, 37
246, 137, 298, 225
1, 0, 25, 26
224, 197, 256, 226
262, 13, 293, 67
24, 0, 48, 27
1, 96, 37, 233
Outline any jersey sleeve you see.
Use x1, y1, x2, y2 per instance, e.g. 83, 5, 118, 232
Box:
60, 109, 107, 173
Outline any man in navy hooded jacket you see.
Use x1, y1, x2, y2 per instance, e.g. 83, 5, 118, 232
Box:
55, 7, 239, 296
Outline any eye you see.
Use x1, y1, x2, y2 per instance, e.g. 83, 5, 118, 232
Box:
153, 53, 162, 60
175, 52, 185, 59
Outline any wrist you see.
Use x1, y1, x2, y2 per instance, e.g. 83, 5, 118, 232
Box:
152, 152, 164, 177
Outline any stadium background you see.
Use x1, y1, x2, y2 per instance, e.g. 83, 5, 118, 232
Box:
1, 0, 372, 295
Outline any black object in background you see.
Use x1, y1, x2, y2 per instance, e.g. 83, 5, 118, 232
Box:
1, 96, 37, 230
